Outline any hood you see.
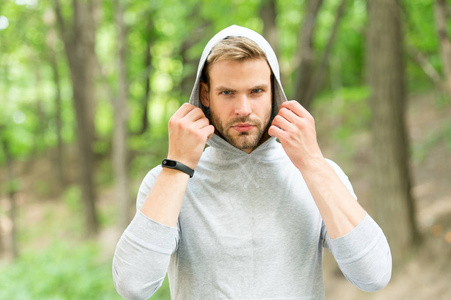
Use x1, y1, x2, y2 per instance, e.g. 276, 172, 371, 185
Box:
188, 24, 287, 114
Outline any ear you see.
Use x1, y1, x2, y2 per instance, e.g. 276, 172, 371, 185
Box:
200, 82, 210, 108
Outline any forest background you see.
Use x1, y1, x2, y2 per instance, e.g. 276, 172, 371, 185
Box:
0, 0, 450, 299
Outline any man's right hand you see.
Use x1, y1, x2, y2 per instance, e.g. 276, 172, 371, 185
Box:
167, 103, 215, 169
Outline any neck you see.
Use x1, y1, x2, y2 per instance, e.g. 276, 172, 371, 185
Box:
246, 131, 271, 153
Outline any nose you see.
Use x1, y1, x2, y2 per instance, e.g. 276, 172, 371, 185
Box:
234, 94, 252, 117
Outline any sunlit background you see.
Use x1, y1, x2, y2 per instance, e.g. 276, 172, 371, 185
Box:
0, 0, 450, 299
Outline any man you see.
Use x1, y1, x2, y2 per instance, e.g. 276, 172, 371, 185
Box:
113, 25, 392, 299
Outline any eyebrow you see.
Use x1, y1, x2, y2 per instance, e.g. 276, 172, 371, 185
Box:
249, 84, 270, 91
215, 86, 238, 93
214, 84, 270, 92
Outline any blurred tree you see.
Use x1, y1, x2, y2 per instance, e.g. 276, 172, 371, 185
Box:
41, 8, 67, 190
406, 44, 442, 89
0, 203, 2, 258
367, 0, 421, 268
303, 0, 347, 109
293, 0, 323, 109
47, 28, 67, 190
435, 0, 451, 98
0, 126, 18, 261
179, 19, 211, 101
138, 17, 155, 135
30, 68, 47, 156
260, 0, 279, 57
54, 0, 99, 236
113, 0, 132, 230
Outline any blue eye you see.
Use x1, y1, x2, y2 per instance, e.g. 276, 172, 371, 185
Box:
252, 89, 263, 94
221, 91, 232, 95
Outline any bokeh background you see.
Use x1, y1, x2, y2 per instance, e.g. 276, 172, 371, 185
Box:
0, 0, 450, 299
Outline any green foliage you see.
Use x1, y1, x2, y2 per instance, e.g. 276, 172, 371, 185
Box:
63, 185, 82, 214
0, 192, 171, 300
0, 0, 443, 168
0, 242, 122, 300
412, 119, 451, 163
319, 86, 371, 137
403, 0, 442, 91
4, 177, 21, 195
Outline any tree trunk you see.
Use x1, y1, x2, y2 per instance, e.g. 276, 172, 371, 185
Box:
0, 189, 3, 257
367, 0, 421, 268
303, 0, 347, 108
54, 0, 99, 236
179, 20, 210, 100
47, 28, 66, 190
435, 0, 451, 98
33, 68, 46, 155
139, 19, 153, 135
113, 0, 131, 230
259, 0, 279, 57
0, 133, 18, 261
0, 198, 3, 257
293, 0, 323, 109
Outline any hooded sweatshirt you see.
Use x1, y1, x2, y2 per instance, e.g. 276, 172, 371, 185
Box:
113, 25, 392, 300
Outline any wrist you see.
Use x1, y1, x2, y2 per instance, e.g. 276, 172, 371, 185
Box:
167, 151, 198, 169
162, 159, 195, 178
295, 156, 327, 172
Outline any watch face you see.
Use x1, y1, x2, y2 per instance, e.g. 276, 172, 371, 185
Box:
162, 159, 194, 177
163, 159, 177, 167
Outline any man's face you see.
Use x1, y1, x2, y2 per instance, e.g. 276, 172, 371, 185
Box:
200, 58, 273, 153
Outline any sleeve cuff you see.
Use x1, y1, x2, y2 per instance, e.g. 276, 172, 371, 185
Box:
123, 211, 179, 255
328, 214, 384, 264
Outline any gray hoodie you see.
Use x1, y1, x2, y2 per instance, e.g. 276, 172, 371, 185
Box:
113, 25, 392, 300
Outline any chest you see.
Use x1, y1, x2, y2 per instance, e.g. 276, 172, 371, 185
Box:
178, 165, 323, 263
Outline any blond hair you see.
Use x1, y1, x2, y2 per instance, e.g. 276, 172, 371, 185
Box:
202, 36, 267, 85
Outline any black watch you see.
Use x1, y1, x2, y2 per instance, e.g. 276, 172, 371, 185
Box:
161, 159, 195, 178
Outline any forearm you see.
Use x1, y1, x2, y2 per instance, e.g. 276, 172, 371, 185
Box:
299, 158, 366, 239
140, 167, 190, 228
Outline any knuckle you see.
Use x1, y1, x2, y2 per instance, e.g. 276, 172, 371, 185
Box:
297, 119, 307, 128
275, 115, 284, 122
176, 119, 184, 128
279, 107, 288, 114
194, 131, 204, 141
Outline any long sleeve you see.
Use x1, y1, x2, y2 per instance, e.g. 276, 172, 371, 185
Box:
112, 168, 179, 300
323, 214, 392, 291
322, 160, 392, 291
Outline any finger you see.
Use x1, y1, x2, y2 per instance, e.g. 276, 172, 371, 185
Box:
193, 117, 210, 130
200, 125, 215, 140
268, 124, 287, 139
183, 106, 207, 122
280, 100, 312, 119
278, 107, 299, 124
173, 103, 197, 119
271, 114, 295, 132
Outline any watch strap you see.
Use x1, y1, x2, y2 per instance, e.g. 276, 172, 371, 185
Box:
161, 159, 195, 178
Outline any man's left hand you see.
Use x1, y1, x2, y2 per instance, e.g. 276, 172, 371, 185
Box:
268, 100, 324, 169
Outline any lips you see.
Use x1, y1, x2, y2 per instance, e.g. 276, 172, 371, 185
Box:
232, 123, 255, 132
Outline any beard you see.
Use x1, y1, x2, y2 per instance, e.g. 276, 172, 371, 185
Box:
210, 109, 272, 152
